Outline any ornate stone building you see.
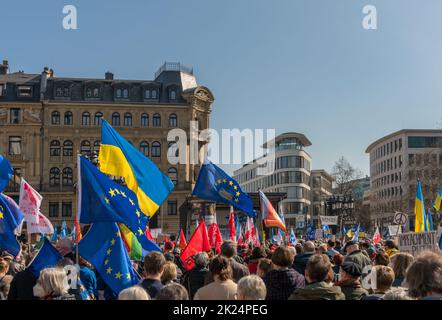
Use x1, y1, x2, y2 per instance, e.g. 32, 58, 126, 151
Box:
0, 60, 214, 234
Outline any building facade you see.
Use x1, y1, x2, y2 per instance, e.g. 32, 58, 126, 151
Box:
234, 132, 314, 229
366, 129, 442, 231
0, 60, 214, 234
310, 169, 334, 227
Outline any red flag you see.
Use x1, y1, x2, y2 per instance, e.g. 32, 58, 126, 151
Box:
145, 226, 154, 241
178, 228, 187, 250
259, 190, 286, 232
208, 223, 223, 254
372, 227, 381, 245
180, 219, 211, 270
244, 217, 255, 244
74, 217, 82, 244
228, 206, 236, 242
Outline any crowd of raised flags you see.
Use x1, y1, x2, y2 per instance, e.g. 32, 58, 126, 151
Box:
1, 120, 442, 300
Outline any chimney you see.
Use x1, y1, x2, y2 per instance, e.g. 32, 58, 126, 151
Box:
40, 66, 51, 99
0, 60, 8, 75
105, 71, 114, 80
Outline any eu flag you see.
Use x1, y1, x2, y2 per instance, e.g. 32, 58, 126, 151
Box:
0, 193, 23, 256
27, 237, 63, 277
192, 159, 254, 217
78, 222, 140, 295
78, 156, 160, 254
0, 155, 13, 192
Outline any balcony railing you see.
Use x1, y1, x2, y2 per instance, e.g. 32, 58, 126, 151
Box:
155, 62, 193, 78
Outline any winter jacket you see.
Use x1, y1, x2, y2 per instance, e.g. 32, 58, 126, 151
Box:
182, 266, 210, 299
335, 279, 368, 300
205, 258, 250, 284
7, 269, 37, 300
289, 281, 345, 300
292, 252, 315, 275
194, 279, 237, 300
264, 268, 305, 300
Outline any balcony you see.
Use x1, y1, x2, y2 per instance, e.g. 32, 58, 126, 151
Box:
155, 62, 193, 78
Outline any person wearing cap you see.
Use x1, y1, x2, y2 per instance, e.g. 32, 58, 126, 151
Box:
343, 240, 371, 271
334, 261, 368, 300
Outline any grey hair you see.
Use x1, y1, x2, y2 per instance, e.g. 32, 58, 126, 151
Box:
237, 275, 267, 300
37, 267, 70, 297
118, 285, 150, 300
194, 252, 209, 268
383, 287, 413, 300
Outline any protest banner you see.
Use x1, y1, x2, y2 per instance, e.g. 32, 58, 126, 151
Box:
398, 231, 440, 256
314, 229, 323, 240
320, 215, 338, 226
388, 225, 402, 236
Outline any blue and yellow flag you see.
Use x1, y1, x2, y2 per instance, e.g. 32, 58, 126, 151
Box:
99, 120, 174, 218
0, 193, 23, 257
0, 155, 13, 193
78, 156, 161, 254
78, 222, 140, 295
434, 186, 442, 212
414, 180, 426, 233
27, 237, 63, 277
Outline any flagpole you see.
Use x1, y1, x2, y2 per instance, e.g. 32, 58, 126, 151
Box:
75, 153, 81, 266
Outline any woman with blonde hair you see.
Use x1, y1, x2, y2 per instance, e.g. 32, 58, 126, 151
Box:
33, 267, 76, 300
118, 285, 150, 300
161, 261, 178, 285
390, 252, 414, 287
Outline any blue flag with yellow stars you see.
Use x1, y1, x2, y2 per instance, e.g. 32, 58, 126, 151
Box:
78, 156, 161, 254
0, 155, 13, 193
27, 237, 63, 277
78, 222, 140, 295
192, 159, 255, 217
77, 277, 95, 300
0, 193, 24, 257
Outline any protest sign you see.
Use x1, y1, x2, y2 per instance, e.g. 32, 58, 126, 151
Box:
398, 231, 440, 256
320, 215, 338, 225
314, 229, 323, 240
388, 225, 402, 236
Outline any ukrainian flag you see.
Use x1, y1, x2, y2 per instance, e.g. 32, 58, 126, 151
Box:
99, 120, 174, 217
434, 186, 442, 212
414, 180, 426, 233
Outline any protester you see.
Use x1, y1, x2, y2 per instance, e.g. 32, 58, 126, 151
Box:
78, 256, 98, 299
7, 266, 38, 300
247, 247, 266, 274
140, 251, 166, 299
256, 258, 272, 279
327, 240, 339, 258
374, 251, 390, 266
383, 287, 413, 300
1, 252, 24, 276
264, 246, 305, 300
218, 241, 249, 283
156, 283, 189, 300
292, 241, 315, 275
161, 261, 178, 285
405, 251, 442, 300
182, 252, 210, 299
362, 265, 395, 300
237, 275, 267, 300
384, 240, 399, 257
335, 261, 368, 300
0, 258, 13, 300
343, 241, 371, 270
390, 252, 414, 287
118, 285, 150, 300
332, 253, 344, 282
194, 256, 237, 300
32, 268, 76, 300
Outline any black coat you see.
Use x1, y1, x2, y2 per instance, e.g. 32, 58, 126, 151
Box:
182, 267, 210, 299
292, 252, 315, 276
7, 269, 37, 300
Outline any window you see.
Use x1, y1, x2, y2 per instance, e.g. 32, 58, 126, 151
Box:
153, 113, 161, 127
9, 136, 22, 155
169, 113, 177, 127
152, 90, 157, 99
123, 89, 128, 99
116, 88, 122, 98
80, 140, 91, 156
56, 86, 70, 97
112, 112, 120, 126
144, 89, 151, 99
51, 111, 60, 125
151, 141, 161, 157
63, 140, 73, 157
141, 113, 149, 127
64, 111, 73, 125
139, 141, 149, 156
50, 140, 61, 157
86, 87, 100, 98
10, 109, 20, 124
0, 84, 4, 96
17, 85, 32, 97
168, 167, 178, 185
62, 167, 73, 186
169, 88, 177, 101
50, 167, 60, 186
94, 112, 103, 125
62, 202, 72, 217
167, 200, 177, 215
82, 112, 91, 126
124, 112, 132, 126
93, 140, 100, 154
49, 202, 59, 218
93, 88, 99, 98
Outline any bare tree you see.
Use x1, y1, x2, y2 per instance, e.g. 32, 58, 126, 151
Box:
331, 156, 364, 195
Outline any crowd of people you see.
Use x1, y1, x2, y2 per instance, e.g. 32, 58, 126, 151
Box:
1, 236, 442, 300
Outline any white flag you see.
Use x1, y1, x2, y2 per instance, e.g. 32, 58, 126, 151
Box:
19, 178, 42, 225
27, 212, 54, 235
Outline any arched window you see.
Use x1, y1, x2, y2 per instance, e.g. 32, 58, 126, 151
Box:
139, 141, 149, 156
144, 89, 151, 99
50, 140, 61, 157
93, 140, 100, 154
63, 140, 73, 157
62, 167, 73, 186
94, 112, 103, 125
124, 112, 132, 126
51, 111, 60, 125
169, 88, 177, 101
153, 113, 161, 127
116, 88, 122, 98
64, 111, 73, 125
82, 112, 91, 126
151, 141, 161, 157
152, 90, 157, 99
123, 89, 129, 99
141, 113, 149, 127
169, 113, 177, 127
80, 140, 91, 156
50, 168, 60, 186
112, 112, 120, 126
93, 88, 99, 98
168, 167, 178, 185
86, 88, 92, 98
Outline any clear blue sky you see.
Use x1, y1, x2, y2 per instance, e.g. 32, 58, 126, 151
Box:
1, 0, 442, 176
